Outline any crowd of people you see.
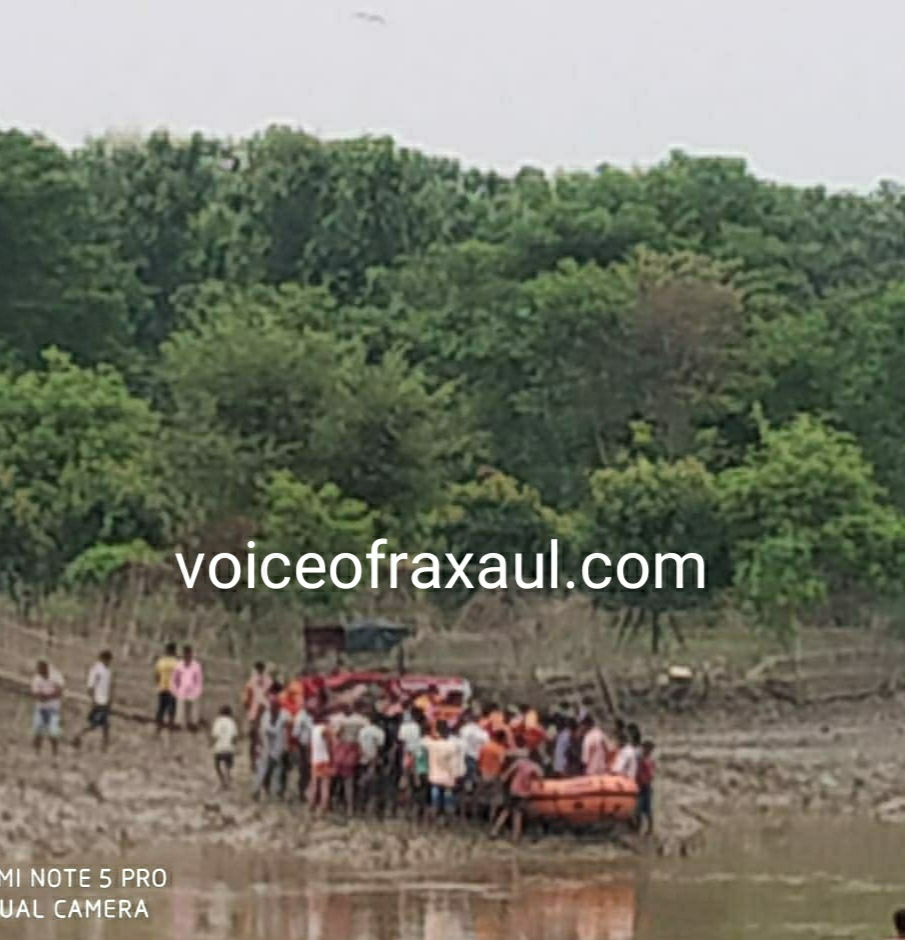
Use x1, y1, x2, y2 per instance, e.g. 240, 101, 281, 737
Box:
234, 661, 656, 841
29, 648, 656, 841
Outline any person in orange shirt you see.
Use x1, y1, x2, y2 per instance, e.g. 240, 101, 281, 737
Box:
414, 683, 439, 711
478, 729, 508, 779
414, 684, 443, 732
279, 670, 305, 717
482, 703, 515, 749
476, 729, 509, 820
520, 706, 547, 752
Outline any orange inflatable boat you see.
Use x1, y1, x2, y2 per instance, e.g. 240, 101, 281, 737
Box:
526, 774, 638, 826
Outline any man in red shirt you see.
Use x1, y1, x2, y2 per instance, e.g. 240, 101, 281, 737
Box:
491, 749, 543, 842
636, 740, 656, 836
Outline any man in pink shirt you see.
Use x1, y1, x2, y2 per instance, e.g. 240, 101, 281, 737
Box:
243, 661, 272, 765
580, 715, 613, 776
491, 750, 543, 841
170, 645, 204, 732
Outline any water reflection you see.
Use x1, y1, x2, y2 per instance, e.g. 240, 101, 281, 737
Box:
165, 871, 637, 940
3, 818, 902, 940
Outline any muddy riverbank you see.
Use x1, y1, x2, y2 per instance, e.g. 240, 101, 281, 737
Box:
4, 686, 905, 868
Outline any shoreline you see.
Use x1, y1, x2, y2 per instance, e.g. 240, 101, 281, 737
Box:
4, 689, 905, 869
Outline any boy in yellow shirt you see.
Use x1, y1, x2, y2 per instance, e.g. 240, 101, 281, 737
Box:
154, 642, 179, 734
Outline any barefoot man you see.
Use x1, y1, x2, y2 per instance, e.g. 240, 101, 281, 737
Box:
31, 660, 64, 756
74, 650, 113, 751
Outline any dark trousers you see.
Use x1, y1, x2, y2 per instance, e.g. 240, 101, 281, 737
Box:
289, 748, 311, 801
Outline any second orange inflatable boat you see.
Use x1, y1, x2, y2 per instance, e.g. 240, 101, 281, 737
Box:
526, 774, 638, 826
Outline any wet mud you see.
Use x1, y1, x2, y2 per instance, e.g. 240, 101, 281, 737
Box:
4, 689, 905, 868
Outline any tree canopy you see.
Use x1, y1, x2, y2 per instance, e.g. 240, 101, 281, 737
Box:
2, 126, 905, 642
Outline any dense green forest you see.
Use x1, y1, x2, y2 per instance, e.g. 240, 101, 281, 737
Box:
2, 126, 905, 644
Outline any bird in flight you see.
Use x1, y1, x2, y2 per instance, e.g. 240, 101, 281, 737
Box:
353, 10, 387, 25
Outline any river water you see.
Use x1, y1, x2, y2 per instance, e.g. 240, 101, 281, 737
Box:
3, 817, 902, 940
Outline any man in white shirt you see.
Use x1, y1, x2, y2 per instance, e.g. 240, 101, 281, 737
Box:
310, 721, 332, 814
74, 650, 114, 751
211, 705, 239, 789
359, 714, 387, 766
358, 711, 387, 815
291, 708, 314, 802
31, 660, 64, 755
398, 710, 421, 757
397, 710, 422, 805
612, 731, 638, 780
253, 698, 288, 800
457, 711, 489, 783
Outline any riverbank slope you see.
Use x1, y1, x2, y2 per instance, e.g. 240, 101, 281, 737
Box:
3, 685, 905, 867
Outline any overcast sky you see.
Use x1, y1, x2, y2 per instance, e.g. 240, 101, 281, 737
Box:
3, 0, 903, 189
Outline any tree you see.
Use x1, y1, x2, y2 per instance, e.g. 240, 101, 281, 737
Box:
63, 540, 163, 588
312, 347, 475, 520
0, 131, 137, 365
9, 125, 905, 640
820, 282, 905, 506
425, 471, 566, 596
160, 282, 474, 520
159, 282, 353, 511
584, 456, 727, 652
256, 471, 376, 611
720, 413, 905, 635
78, 131, 233, 351
0, 351, 171, 603
729, 530, 826, 644
473, 250, 746, 502
235, 128, 486, 298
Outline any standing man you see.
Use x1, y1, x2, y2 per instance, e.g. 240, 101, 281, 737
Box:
580, 715, 613, 776
357, 709, 387, 816
330, 704, 366, 817
171, 645, 204, 732
242, 661, 272, 766
253, 697, 288, 800
74, 650, 113, 751
211, 705, 239, 789
492, 748, 544, 842
612, 729, 639, 780
457, 710, 489, 788
635, 740, 656, 836
552, 716, 573, 777
291, 705, 313, 803
310, 718, 333, 814
31, 660, 64, 755
154, 642, 179, 734
422, 720, 459, 822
